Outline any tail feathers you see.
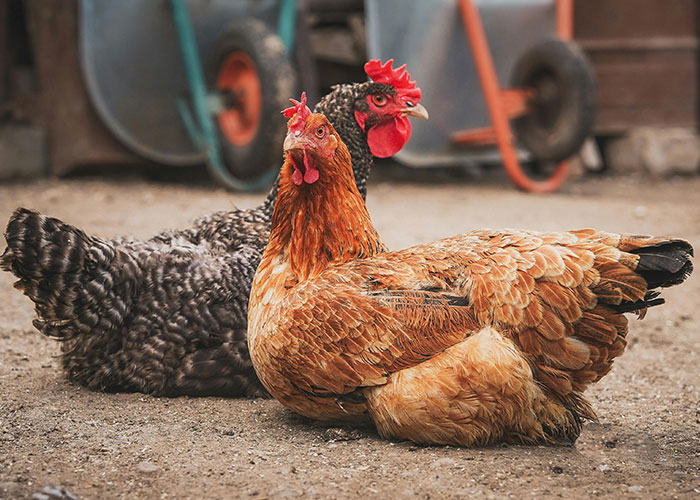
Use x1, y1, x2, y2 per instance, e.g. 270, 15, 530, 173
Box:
609, 290, 664, 316
3, 208, 136, 339
629, 239, 694, 288
610, 238, 694, 315
3, 207, 100, 273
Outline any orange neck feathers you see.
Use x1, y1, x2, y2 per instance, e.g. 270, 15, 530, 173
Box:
267, 137, 386, 282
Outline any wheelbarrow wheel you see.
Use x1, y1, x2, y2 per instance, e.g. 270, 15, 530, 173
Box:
510, 39, 596, 164
207, 19, 296, 187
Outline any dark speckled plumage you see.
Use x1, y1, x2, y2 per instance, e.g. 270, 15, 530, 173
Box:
1, 82, 402, 397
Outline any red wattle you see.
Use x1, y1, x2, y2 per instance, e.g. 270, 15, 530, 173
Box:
354, 110, 367, 132
367, 116, 411, 158
291, 157, 303, 185
303, 150, 319, 184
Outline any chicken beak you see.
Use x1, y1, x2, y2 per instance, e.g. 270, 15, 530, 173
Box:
401, 102, 429, 120
283, 132, 314, 152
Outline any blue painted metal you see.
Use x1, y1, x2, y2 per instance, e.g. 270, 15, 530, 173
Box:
278, 0, 297, 52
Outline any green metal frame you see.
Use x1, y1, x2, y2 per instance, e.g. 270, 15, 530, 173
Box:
171, 0, 296, 190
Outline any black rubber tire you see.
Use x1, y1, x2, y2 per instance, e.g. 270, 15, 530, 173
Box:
206, 19, 296, 184
510, 39, 596, 163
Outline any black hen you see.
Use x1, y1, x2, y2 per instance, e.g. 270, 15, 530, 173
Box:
1, 60, 428, 397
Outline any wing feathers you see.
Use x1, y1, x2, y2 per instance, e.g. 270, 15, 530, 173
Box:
538, 245, 566, 278
592, 262, 647, 304
540, 338, 590, 370
260, 229, 692, 407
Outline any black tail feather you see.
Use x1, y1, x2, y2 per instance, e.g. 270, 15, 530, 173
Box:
630, 239, 694, 288
614, 239, 694, 315
2, 208, 136, 340
610, 290, 664, 315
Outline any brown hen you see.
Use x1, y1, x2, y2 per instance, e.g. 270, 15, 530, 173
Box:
248, 101, 694, 447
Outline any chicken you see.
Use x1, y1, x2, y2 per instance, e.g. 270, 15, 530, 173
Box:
1, 60, 428, 397
248, 102, 694, 446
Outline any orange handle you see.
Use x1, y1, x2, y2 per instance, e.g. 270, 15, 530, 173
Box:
458, 0, 568, 192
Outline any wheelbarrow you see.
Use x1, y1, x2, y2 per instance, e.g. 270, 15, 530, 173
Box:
80, 0, 298, 190
366, 0, 595, 192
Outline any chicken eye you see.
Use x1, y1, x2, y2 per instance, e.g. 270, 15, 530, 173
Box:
371, 94, 388, 107
315, 126, 326, 138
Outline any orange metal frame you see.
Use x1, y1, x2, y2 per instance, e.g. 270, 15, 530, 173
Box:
452, 0, 573, 193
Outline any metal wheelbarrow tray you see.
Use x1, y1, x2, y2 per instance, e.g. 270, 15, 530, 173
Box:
80, 0, 296, 189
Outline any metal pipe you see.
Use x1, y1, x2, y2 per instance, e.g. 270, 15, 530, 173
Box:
557, 0, 573, 41
457, 0, 568, 192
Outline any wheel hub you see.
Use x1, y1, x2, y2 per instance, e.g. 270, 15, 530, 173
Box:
216, 52, 262, 146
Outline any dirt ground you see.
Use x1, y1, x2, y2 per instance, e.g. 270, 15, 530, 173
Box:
1, 167, 699, 500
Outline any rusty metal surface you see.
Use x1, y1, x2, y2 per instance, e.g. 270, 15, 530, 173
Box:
0, 125, 46, 179
25, 0, 139, 176
574, 0, 698, 134
0, 0, 7, 102
575, 0, 695, 39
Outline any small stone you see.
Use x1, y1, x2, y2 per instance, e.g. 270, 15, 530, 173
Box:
598, 464, 611, 472
432, 457, 456, 468
217, 428, 237, 436
627, 485, 643, 493
322, 427, 361, 442
31, 485, 79, 500
633, 206, 648, 219
136, 461, 159, 474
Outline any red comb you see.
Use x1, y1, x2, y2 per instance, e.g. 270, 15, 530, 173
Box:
282, 92, 311, 134
364, 59, 415, 90
364, 59, 421, 102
